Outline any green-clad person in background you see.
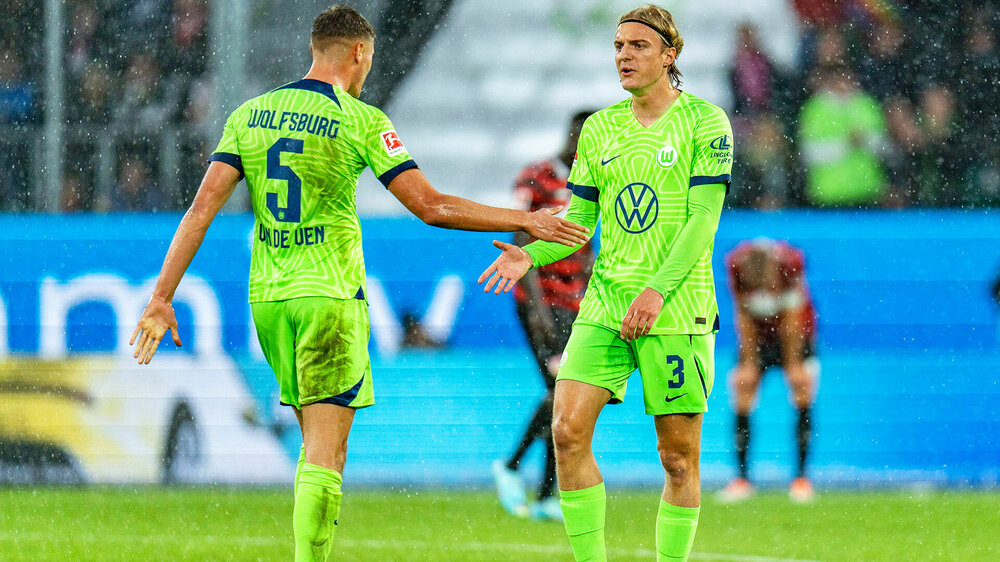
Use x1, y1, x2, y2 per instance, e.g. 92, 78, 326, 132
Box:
480, 5, 732, 561
129, 5, 588, 561
799, 64, 889, 207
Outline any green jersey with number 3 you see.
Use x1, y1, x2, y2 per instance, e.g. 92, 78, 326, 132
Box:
210, 79, 417, 303
525, 92, 733, 335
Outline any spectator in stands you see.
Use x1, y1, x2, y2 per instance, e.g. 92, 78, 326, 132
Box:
791, 0, 848, 75
166, 0, 209, 77
882, 97, 923, 207
66, 1, 105, 80
732, 114, 792, 210
117, 52, 170, 132
0, 47, 34, 124
103, 157, 167, 212
71, 63, 114, 124
730, 23, 775, 118
60, 173, 88, 213
858, 19, 913, 103
914, 83, 964, 206
957, 7, 1000, 162
799, 64, 888, 207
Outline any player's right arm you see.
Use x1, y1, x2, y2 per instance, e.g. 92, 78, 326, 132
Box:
130, 161, 242, 364
131, 106, 245, 365
387, 168, 589, 246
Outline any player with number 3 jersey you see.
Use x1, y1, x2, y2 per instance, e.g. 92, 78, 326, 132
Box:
479, 5, 733, 561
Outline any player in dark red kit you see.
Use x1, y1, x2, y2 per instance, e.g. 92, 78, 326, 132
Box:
492, 110, 595, 521
718, 238, 819, 503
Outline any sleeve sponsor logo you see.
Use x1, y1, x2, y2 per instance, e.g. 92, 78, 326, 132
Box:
708, 134, 733, 164
380, 130, 406, 157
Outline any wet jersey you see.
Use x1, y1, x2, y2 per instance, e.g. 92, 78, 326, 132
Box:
210, 79, 417, 302
525, 92, 733, 335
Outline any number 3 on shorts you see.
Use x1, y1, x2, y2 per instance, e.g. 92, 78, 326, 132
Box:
666, 355, 684, 389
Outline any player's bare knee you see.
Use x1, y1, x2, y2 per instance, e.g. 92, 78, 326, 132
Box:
551, 413, 588, 455
657, 446, 696, 484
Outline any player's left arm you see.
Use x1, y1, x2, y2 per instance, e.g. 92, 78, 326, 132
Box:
620, 183, 726, 340
130, 161, 241, 364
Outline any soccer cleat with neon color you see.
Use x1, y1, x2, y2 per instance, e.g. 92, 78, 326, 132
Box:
789, 477, 816, 503
529, 497, 564, 522
492, 460, 529, 517
716, 477, 754, 503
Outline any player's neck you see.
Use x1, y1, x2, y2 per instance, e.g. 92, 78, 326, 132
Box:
302, 62, 353, 95
629, 82, 681, 127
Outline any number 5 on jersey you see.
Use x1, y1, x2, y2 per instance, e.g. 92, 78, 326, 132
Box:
267, 137, 304, 223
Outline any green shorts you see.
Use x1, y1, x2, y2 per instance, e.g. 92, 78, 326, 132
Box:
251, 296, 374, 410
558, 319, 715, 415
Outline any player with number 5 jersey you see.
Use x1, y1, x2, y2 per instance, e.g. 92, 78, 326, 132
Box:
129, 5, 589, 561
211, 77, 418, 303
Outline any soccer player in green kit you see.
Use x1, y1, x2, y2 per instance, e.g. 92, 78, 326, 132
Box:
128, 5, 588, 561
480, 5, 732, 561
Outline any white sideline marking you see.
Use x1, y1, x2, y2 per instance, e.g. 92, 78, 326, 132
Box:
3, 532, 827, 561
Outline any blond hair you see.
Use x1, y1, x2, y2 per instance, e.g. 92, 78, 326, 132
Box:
618, 5, 684, 87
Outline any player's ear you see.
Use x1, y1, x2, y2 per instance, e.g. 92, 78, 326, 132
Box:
353, 41, 365, 63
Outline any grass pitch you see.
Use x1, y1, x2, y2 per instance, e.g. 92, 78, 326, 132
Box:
1, 486, 997, 561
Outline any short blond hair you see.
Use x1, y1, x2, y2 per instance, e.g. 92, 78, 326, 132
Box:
618, 5, 684, 87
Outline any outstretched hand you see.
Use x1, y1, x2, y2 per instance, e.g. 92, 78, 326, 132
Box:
478, 240, 534, 295
526, 206, 589, 247
130, 296, 182, 364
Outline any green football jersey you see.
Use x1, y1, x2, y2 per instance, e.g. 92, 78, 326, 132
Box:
210, 79, 417, 302
525, 92, 733, 335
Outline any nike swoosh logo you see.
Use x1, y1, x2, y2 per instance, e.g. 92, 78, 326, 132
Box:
601, 155, 621, 166
664, 393, 687, 403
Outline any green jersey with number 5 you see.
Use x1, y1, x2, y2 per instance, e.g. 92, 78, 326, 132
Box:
210, 79, 417, 302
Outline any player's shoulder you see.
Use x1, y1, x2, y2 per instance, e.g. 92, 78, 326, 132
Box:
580, 99, 631, 135
680, 92, 731, 123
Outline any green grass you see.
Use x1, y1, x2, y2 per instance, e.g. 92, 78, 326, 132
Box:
1, 487, 998, 561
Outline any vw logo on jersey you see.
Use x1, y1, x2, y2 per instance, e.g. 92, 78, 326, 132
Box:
656, 145, 677, 169
615, 182, 658, 233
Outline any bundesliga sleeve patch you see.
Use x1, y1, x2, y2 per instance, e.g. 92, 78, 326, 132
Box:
380, 130, 406, 157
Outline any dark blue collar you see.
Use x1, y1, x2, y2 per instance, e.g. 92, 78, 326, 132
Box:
274, 79, 341, 108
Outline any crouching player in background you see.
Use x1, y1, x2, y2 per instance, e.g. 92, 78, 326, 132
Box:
129, 5, 589, 561
717, 238, 819, 503
493, 110, 595, 521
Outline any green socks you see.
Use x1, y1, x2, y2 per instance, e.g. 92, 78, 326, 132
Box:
560, 483, 607, 562
293, 463, 343, 562
655, 500, 700, 561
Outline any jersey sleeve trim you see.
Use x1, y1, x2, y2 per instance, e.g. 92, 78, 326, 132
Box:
208, 152, 244, 179
273, 78, 341, 108
569, 181, 599, 202
690, 174, 731, 193
377, 159, 419, 187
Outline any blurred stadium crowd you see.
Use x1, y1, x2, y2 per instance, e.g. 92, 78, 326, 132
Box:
0, 0, 212, 212
1, 0, 998, 212
731, 0, 1000, 209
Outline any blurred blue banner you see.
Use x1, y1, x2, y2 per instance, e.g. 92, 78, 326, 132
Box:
2, 211, 998, 486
